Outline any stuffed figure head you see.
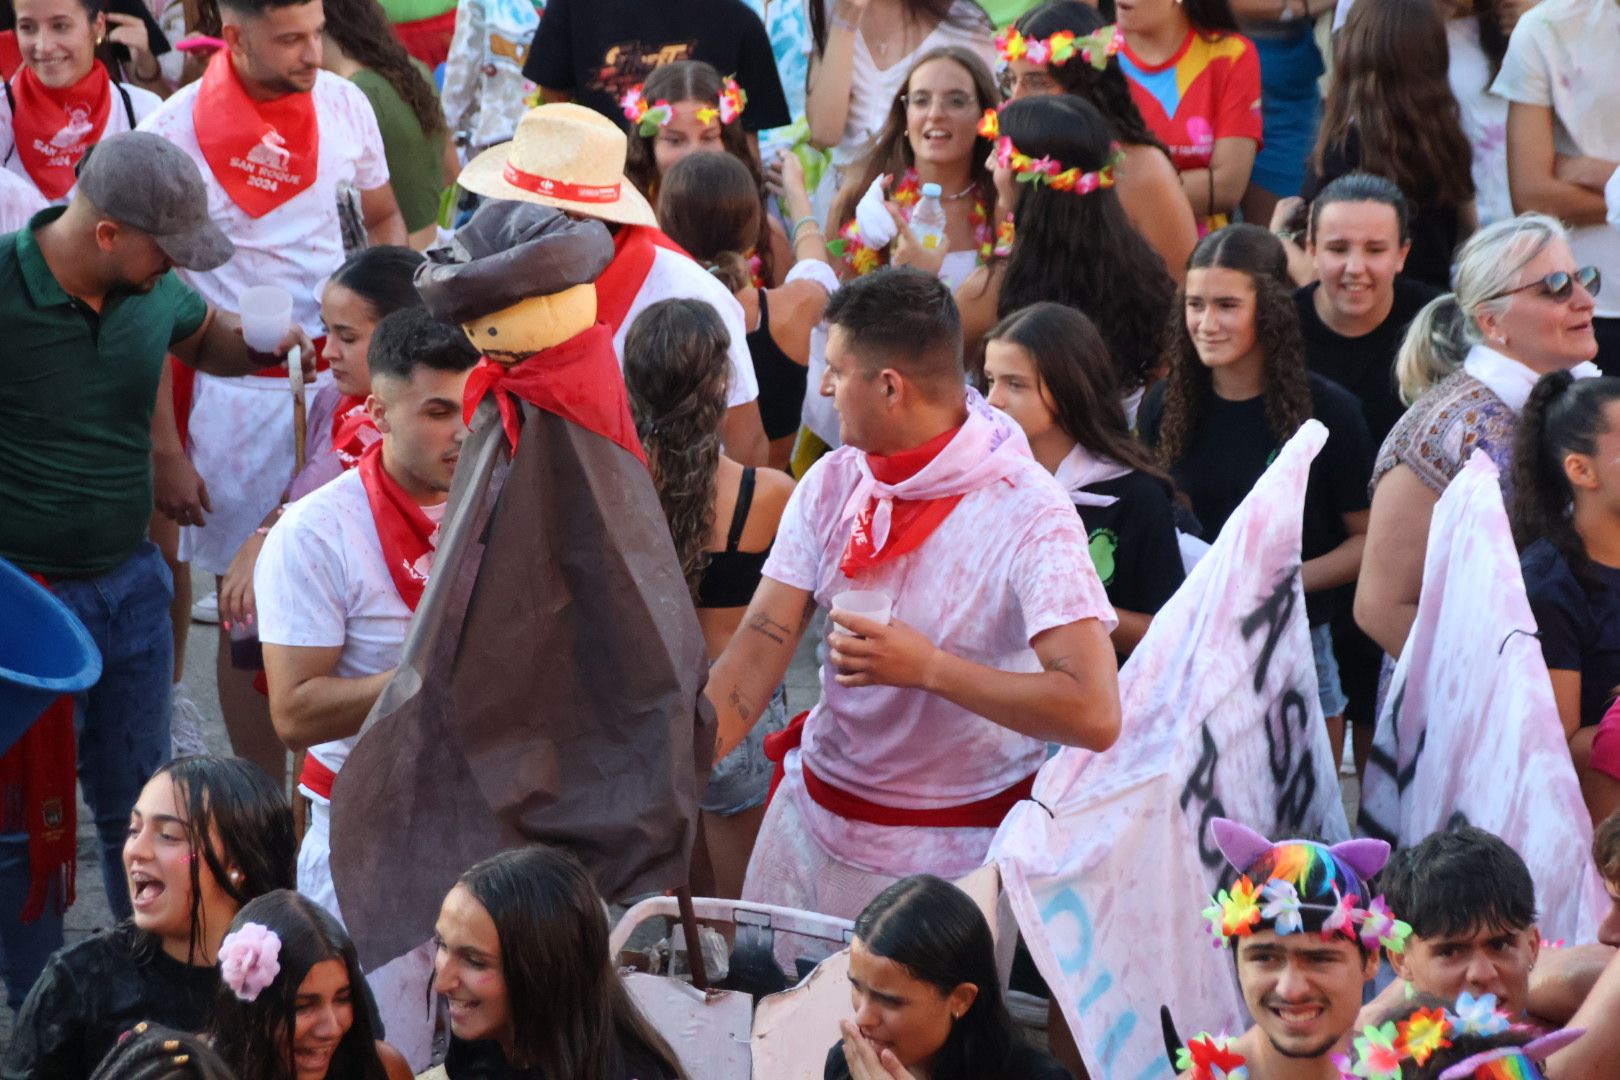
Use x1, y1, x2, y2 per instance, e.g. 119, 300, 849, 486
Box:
415, 201, 615, 362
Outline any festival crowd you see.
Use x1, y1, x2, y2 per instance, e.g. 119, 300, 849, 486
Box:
2, 0, 1620, 1076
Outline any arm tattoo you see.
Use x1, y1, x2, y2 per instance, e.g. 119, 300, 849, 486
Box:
747, 611, 792, 646
727, 686, 755, 723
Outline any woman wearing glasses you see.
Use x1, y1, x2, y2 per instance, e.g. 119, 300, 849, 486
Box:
826, 46, 999, 290
1355, 214, 1602, 662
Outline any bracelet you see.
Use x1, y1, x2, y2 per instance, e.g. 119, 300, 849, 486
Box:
793, 227, 824, 244
792, 215, 820, 235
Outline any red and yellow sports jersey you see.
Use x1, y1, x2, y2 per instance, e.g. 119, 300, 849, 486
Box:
1118, 28, 1263, 176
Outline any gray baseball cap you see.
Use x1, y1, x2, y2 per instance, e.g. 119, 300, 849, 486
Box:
77, 132, 235, 272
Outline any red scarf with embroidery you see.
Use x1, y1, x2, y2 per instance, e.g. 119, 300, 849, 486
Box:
593, 225, 691, 333
356, 442, 437, 610
193, 50, 318, 217
330, 394, 376, 469
462, 322, 646, 463
0, 575, 77, 922
9, 63, 112, 200
839, 425, 965, 578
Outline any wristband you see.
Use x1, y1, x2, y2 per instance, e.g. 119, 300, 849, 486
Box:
792, 215, 819, 234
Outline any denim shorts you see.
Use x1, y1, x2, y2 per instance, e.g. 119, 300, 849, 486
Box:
702, 684, 789, 816
1311, 621, 1349, 719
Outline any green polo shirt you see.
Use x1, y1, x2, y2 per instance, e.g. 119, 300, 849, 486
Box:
0, 208, 209, 577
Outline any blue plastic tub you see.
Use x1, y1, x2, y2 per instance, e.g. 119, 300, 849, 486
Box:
0, 555, 102, 755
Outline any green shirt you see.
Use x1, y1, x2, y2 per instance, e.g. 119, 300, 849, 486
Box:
350, 65, 445, 233
0, 208, 209, 576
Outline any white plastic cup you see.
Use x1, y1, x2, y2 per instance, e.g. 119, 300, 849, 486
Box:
831, 589, 892, 636
238, 285, 293, 353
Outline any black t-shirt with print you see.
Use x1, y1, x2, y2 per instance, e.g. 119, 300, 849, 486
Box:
824, 1041, 1074, 1080
1294, 276, 1440, 445
1521, 538, 1620, 728
1137, 372, 1374, 625
1076, 470, 1186, 619
523, 0, 791, 132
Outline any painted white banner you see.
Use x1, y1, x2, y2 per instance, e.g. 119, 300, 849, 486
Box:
991, 420, 1351, 1080
1358, 451, 1607, 943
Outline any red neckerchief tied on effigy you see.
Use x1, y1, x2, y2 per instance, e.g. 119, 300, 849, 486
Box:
838, 388, 1030, 578
461, 322, 645, 463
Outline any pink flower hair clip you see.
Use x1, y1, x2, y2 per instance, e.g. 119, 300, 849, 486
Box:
620, 86, 673, 137
218, 922, 281, 1002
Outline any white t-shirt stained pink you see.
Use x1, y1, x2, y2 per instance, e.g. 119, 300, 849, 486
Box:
254, 468, 444, 796
613, 246, 761, 408
138, 69, 390, 334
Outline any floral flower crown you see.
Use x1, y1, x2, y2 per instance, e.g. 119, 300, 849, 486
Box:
620, 76, 747, 137
1177, 994, 1526, 1080
977, 107, 1122, 195
995, 24, 1121, 70
218, 922, 281, 1002
1201, 876, 1412, 954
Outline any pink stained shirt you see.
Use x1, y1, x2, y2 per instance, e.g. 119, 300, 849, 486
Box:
761, 393, 1116, 874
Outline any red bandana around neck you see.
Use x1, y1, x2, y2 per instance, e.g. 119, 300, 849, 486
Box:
356, 442, 438, 610
193, 50, 318, 218
839, 425, 966, 578
9, 63, 112, 200
593, 225, 691, 334
462, 322, 646, 463
330, 394, 377, 469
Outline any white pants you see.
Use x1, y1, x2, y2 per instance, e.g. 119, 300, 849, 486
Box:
299, 801, 438, 1071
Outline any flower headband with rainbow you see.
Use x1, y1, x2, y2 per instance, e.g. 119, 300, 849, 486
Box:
995, 24, 1121, 70
620, 77, 747, 137
977, 107, 1123, 194
1199, 818, 1412, 953
1345, 993, 1578, 1080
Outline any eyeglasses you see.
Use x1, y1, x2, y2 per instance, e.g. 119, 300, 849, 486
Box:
1486, 266, 1602, 303
997, 69, 1055, 97
900, 90, 979, 114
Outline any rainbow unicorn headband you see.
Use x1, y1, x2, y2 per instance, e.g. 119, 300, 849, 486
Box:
620, 77, 747, 137
995, 25, 1121, 71
1200, 819, 1412, 953
1435, 1030, 1584, 1080
976, 107, 1123, 194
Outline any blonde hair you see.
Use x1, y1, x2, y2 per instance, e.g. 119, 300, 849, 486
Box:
1395, 213, 1569, 404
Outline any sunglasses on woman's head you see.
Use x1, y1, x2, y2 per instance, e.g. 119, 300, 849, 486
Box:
1487, 266, 1601, 302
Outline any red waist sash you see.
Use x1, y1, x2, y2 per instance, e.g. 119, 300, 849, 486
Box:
762, 710, 1035, 829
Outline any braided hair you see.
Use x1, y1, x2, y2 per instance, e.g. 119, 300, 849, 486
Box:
88, 1024, 234, 1080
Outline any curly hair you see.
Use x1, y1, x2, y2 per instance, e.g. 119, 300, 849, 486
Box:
1156, 225, 1313, 470
1508, 372, 1620, 586
991, 94, 1175, 395
828, 46, 1000, 241
623, 299, 731, 597
1313, 0, 1473, 210
207, 891, 388, 1080
623, 60, 774, 284
1012, 1, 1167, 156
321, 0, 444, 136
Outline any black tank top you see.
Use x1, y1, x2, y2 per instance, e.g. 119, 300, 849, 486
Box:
746, 289, 808, 441
696, 466, 772, 609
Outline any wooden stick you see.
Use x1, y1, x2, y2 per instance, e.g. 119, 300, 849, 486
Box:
288, 345, 307, 474
675, 885, 710, 991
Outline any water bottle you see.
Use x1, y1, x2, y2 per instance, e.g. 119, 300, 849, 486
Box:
910, 182, 947, 252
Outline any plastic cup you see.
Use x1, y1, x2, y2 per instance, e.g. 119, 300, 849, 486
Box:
831, 589, 891, 636
238, 285, 293, 353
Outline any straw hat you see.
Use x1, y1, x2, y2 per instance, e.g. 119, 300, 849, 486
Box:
459, 103, 656, 228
